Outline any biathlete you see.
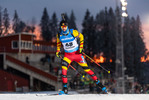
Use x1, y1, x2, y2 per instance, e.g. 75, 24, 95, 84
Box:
56, 19, 107, 94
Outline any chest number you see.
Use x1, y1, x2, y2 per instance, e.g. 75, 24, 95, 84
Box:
65, 42, 73, 47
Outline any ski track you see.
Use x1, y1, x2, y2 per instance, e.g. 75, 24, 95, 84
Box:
0, 94, 149, 100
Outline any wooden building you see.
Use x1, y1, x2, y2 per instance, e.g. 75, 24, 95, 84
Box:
0, 32, 61, 92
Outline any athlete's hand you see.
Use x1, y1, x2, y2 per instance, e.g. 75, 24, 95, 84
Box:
79, 48, 83, 54
56, 51, 60, 58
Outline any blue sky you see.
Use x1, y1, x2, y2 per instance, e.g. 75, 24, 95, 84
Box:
0, 0, 148, 21
0, 0, 149, 49
0, 0, 148, 27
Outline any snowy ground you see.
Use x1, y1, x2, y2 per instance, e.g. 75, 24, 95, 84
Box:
0, 92, 149, 100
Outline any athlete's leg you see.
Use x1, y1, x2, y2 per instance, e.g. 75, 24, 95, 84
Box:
77, 55, 107, 93
61, 57, 72, 94
77, 56, 98, 81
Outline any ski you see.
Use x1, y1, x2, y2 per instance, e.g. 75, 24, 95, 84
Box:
36, 94, 58, 96
36, 93, 69, 96
36, 91, 69, 96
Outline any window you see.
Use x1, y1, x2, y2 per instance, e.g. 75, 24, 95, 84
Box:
27, 41, 32, 49
21, 41, 25, 49
21, 41, 32, 50
12, 41, 18, 49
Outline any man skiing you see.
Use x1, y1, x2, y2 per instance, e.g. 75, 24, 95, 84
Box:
56, 18, 107, 94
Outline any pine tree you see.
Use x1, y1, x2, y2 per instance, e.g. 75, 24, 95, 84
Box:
95, 7, 114, 63
134, 16, 146, 80
95, 10, 105, 54
13, 10, 20, 33
12, 10, 28, 33
94, 7, 117, 71
101, 7, 116, 66
87, 15, 95, 53
19, 21, 26, 32
51, 12, 58, 37
3, 8, 10, 35
64, 13, 69, 22
107, 7, 116, 63
102, 7, 111, 62
69, 10, 77, 30
40, 7, 52, 41
128, 16, 146, 80
123, 17, 135, 76
82, 9, 91, 53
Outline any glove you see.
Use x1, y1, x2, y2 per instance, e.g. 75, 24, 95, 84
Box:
56, 51, 60, 58
79, 48, 83, 54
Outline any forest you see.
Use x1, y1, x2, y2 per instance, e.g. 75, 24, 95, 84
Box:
0, 6, 148, 82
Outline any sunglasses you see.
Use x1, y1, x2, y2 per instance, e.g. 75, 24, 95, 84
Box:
61, 25, 67, 29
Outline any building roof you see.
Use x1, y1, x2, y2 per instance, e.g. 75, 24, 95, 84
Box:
0, 32, 35, 38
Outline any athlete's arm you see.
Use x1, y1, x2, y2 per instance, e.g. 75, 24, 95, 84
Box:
73, 30, 84, 52
78, 32, 84, 50
56, 34, 62, 52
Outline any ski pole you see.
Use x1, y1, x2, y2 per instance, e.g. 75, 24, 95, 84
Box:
82, 52, 111, 74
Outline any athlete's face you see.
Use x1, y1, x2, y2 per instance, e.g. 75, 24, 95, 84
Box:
61, 25, 68, 32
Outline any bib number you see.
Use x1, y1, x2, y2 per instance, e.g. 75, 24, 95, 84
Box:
65, 42, 73, 47
62, 39, 78, 51
65, 42, 75, 49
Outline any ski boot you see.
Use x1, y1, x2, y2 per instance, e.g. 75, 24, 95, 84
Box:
62, 83, 68, 94
58, 84, 68, 95
95, 80, 108, 94
58, 90, 67, 95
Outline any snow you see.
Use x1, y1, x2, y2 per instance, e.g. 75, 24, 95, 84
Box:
0, 93, 149, 100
